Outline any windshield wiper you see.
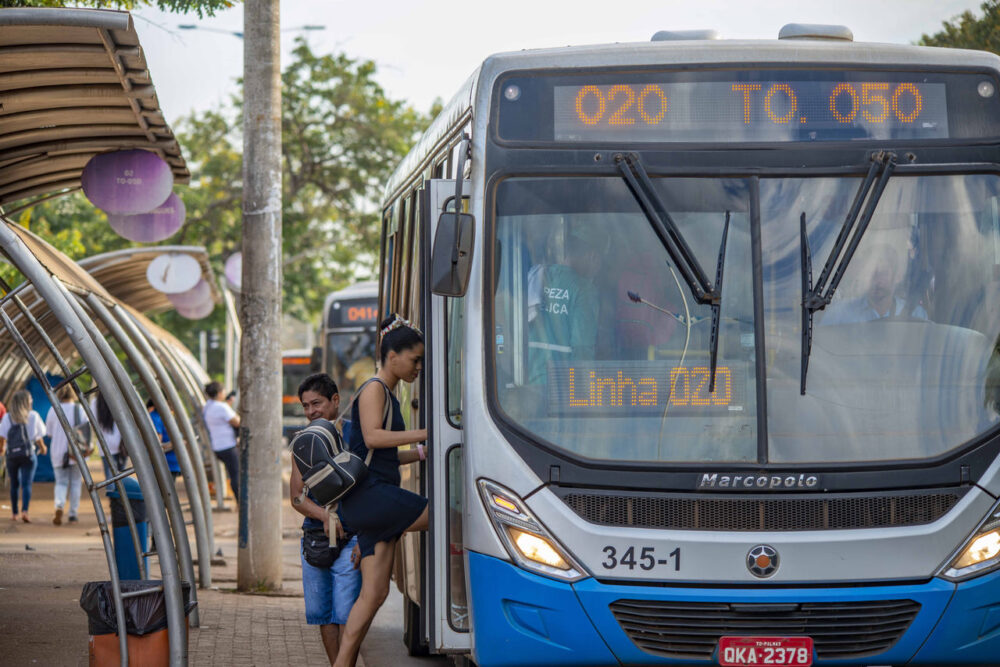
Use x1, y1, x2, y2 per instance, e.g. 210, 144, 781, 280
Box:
616, 152, 730, 391
799, 151, 897, 394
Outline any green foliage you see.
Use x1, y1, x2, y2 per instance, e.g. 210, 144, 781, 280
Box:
0, 0, 236, 18
919, 1, 1000, 52
15, 40, 433, 373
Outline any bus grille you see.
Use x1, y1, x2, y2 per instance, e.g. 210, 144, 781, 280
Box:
609, 599, 921, 660
559, 490, 962, 531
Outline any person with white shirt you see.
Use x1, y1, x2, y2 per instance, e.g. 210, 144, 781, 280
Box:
203, 381, 240, 501
92, 391, 125, 480
46, 384, 88, 525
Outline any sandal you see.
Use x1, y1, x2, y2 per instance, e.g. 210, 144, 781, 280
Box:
21, 514, 30, 523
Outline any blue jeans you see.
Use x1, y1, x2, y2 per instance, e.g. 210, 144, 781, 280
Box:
7, 456, 37, 515
301, 535, 361, 625
53, 463, 83, 517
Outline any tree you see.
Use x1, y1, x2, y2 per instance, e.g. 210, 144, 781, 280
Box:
17, 41, 434, 375
919, 1, 1000, 52
3, 0, 235, 18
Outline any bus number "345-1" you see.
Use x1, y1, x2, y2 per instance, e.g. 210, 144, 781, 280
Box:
602, 545, 681, 571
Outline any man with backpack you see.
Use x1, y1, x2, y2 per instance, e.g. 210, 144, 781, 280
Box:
290, 373, 362, 665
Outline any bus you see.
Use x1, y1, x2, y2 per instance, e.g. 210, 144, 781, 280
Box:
379, 25, 1000, 667
318, 281, 378, 400
282, 349, 313, 440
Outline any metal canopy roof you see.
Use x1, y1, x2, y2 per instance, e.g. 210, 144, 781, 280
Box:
0, 8, 189, 209
78, 245, 221, 315
0, 220, 209, 397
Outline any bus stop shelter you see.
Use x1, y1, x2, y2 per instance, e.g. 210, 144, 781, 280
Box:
0, 8, 203, 666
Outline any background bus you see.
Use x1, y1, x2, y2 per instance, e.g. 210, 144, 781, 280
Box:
281, 349, 313, 440
318, 281, 378, 400
379, 24, 1000, 667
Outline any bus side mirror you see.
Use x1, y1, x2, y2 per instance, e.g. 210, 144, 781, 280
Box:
310, 347, 322, 373
431, 211, 475, 297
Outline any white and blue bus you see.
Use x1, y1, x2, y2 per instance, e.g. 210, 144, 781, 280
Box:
381, 25, 1000, 666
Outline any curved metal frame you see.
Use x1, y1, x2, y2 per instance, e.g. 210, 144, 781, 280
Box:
85, 294, 212, 589
0, 223, 187, 666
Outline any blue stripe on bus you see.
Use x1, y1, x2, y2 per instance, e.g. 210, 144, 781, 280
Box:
467, 551, 617, 666
469, 549, 1000, 665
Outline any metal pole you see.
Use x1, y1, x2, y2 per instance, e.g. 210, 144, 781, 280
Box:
115, 307, 217, 556
150, 339, 224, 514
238, 0, 283, 590
88, 295, 212, 591
63, 289, 200, 631
0, 224, 186, 665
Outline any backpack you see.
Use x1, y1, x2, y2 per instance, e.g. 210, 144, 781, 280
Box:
290, 379, 391, 507
5, 422, 33, 462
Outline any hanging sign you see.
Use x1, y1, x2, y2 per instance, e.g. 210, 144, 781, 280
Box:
81, 149, 174, 215
175, 299, 215, 320
146, 253, 201, 294
167, 278, 212, 311
224, 252, 242, 292
106, 192, 186, 243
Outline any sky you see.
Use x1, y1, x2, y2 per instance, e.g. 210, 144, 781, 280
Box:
130, 0, 986, 126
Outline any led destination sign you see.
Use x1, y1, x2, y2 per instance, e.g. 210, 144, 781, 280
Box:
497, 69, 1000, 144
553, 79, 948, 142
547, 360, 747, 416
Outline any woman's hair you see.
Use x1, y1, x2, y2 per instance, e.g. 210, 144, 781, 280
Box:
56, 383, 76, 402
8, 389, 32, 425
95, 391, 115, 432
378, 314, 423, 363
204, 381, 223, 399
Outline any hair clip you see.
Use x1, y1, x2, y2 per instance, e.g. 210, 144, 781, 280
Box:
380, 315, 422, 337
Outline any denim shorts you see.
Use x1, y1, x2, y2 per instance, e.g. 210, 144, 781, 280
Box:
301, 534, 361, 625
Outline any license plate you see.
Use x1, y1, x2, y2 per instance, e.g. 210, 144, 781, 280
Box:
718, 636, 813, 666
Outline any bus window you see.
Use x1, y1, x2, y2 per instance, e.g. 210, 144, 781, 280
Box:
761, 174, 1000, 463
492, 176, 757, 463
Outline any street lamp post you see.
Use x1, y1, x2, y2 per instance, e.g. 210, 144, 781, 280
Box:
177, 24, 324, 39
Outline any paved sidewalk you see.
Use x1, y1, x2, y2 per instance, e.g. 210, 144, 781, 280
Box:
0, 457, 373, 666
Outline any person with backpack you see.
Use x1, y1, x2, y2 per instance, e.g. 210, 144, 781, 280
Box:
332, 315, 429, 667
0, 389, 47, 523
46, 384, 88, 525
290, 373, 362, 665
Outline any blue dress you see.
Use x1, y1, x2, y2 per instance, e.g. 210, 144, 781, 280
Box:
338, 381, 427, 558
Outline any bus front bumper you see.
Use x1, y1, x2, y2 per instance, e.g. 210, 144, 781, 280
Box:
467, 550, 1000, 666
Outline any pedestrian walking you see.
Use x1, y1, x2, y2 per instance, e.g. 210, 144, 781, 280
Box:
291, 373, 362, 665
203, 382, 240, 500
46, 384, 86, 525
93, 391, 126, 480
0, 389, 47, 522
147, 399, 180, 479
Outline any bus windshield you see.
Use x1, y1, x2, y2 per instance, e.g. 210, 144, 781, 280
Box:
492, 173, 1000, 464
493, 176, 759, 463
326, 330, 376, 399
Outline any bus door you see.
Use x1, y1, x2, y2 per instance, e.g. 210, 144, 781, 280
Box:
420, 179, 471, 653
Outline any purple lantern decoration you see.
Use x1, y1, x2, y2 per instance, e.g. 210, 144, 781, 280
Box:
224, 252, 242, 292
81, 149, 174, 215
107, 192, 186, 243
167, 278, 212, 311
176, 299, 215, 320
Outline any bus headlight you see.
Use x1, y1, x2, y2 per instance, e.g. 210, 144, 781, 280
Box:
941, 502, 1000, 582
478, 479, 586, 581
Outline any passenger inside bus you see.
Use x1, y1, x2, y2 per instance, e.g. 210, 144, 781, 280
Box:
820, 242, 928, 325
526, 223, 607, 385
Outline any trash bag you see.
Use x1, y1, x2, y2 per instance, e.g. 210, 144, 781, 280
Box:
108, 495, 146, 527
80, 580, 194, 636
